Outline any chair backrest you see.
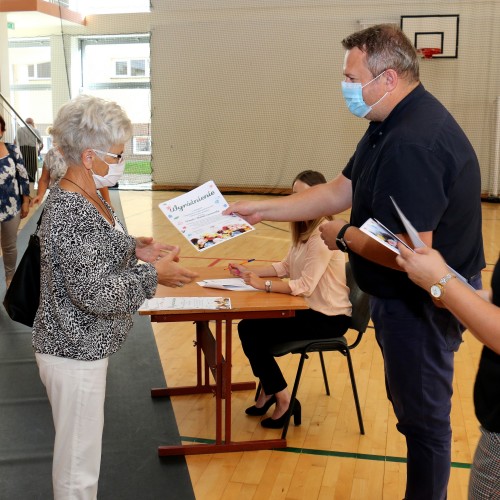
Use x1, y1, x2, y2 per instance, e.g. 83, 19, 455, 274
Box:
346, 261, 371, 335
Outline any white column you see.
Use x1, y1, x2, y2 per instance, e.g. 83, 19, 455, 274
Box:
0, 14, 10, 98
0, 14, 16, 142
50, 34, 72, 117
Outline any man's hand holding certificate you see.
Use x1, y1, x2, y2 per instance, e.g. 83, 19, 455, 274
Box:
159, 181, 254, 252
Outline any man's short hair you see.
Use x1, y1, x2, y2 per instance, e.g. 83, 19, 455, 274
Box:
342, 24, 420, 82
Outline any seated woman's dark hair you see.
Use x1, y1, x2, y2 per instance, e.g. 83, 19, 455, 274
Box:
293, 170, 327, 187
291, 170, 332, 245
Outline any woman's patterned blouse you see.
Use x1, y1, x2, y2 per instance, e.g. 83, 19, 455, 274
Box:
0, 143, 30, 222
33, 185, 158, 361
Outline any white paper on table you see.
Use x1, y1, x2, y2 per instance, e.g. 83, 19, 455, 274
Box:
159, 180, 255, 252
197, 278, 259, 292
139, 296, 232, 311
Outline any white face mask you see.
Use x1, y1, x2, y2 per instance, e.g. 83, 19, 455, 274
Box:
93, 160, 125, 189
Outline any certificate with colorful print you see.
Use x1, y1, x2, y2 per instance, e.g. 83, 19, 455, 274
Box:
159, 180, 254, 252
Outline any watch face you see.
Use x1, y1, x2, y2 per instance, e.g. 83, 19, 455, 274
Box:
265, 281, 271, 287
430, 284, 442, 298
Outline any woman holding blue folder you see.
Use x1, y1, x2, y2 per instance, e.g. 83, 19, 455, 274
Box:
229, 170, 352, 429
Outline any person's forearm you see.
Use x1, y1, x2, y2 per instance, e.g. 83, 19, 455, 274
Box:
343, 226, 401, 270
439, 279, 500, 354
250, 277, 292, 294
252, 265, 278, 277
262, 175, 351, 222
37, 178, 49, 200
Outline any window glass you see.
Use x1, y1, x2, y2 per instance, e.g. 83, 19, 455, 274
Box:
81, 35, 152, 186
131, 59, 146, 77
8, 38, 52, 142
38, 62, 51, 79
133, 136, 152, 154
115, 60, 128, 76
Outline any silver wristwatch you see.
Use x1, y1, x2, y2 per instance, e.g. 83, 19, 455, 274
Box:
264, 280, 272, 293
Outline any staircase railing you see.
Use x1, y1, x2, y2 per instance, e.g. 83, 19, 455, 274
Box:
0, 92, 41, 145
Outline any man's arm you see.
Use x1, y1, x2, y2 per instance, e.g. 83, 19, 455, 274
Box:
223, 173, 352, 224
320, 220, 432, 271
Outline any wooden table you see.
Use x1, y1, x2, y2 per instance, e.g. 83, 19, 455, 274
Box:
139, 267, 308, 456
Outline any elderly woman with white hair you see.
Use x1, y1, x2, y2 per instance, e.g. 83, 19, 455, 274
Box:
33, 95, 198, 499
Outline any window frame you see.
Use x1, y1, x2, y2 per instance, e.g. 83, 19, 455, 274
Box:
133, 135, 152, 155
112, 57, 150, 78
28, 61, 51, 80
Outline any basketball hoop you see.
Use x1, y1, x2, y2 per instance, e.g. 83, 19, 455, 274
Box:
417, 48, 442, 59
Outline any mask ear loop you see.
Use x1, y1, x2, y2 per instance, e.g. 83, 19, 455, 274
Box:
362, 71, 388, 110
370, 91, 389, 109
361, 70, 386, 89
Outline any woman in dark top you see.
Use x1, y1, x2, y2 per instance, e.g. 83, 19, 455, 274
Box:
396, 245, 499, 499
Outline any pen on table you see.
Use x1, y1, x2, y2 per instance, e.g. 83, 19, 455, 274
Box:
225, 259, 255, 270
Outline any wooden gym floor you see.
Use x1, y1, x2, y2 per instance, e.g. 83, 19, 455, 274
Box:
22, 191, 500, 500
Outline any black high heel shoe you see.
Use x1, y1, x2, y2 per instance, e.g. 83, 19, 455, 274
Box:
261, 399, 301, 429
245, 395, 277, 416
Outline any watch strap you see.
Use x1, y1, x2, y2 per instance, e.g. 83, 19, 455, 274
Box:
431, 273, 456, 300
336, 224, 351, 253
439, 273, 455, 286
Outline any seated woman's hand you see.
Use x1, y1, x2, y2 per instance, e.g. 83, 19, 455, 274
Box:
228, 263, 245, 276
240, 271, 263, 290
136, 236, 180, 263
153, 250, 198, 288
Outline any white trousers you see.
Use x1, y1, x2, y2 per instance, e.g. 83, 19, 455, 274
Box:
36, 353, 109, 500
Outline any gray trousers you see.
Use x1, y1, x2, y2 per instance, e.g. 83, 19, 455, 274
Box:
1, 212, 21, 282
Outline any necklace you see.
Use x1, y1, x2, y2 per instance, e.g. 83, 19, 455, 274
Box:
62, 177, 115, 227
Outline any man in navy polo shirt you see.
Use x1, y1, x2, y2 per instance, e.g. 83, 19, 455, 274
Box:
224, 24, 484, 499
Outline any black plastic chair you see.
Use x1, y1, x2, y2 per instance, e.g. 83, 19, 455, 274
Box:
258, 261, 371, 439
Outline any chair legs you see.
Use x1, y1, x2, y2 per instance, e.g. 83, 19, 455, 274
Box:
252, 348, 365, 438
281, 352, 307, 439
318, 352, 330, 396
344, 349, 365, 435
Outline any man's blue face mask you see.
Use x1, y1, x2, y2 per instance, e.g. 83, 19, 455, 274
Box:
341, 71, 387, 118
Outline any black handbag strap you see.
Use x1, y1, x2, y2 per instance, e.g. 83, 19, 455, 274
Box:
34, 208, 44, 236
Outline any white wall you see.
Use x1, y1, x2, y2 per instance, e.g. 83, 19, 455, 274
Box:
4, 2, 500, 192
151, 0, 500, 192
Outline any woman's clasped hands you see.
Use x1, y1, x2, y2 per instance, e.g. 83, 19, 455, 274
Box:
136, 236, 198, 288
